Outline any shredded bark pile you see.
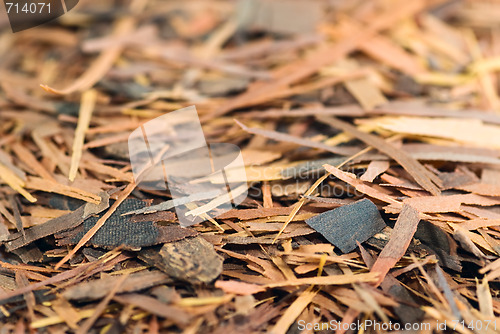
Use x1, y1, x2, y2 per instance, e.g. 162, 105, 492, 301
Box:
1, 0, 500, 332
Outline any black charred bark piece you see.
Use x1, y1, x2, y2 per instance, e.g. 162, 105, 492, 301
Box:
55, 199, 198, 249
305, 198, 387, 253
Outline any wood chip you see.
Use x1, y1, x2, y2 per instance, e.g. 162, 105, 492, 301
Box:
317, 116, 442, 195
155, 236, 223, 284
69, 90, 97, 181
371, 204, 420, 286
